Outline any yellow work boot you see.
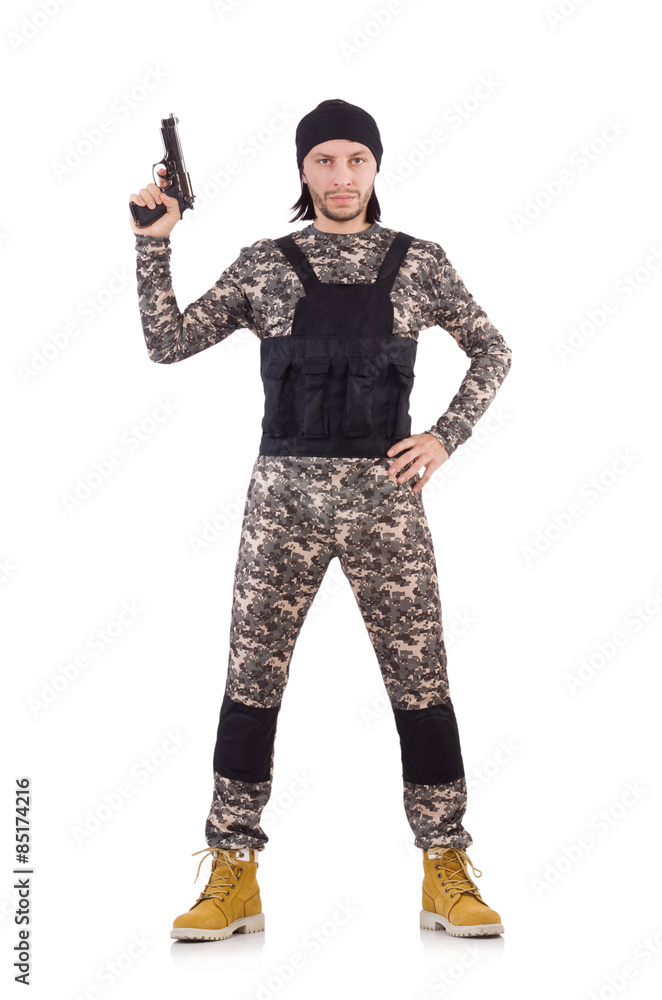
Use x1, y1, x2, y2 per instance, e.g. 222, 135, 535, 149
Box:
420, 846, 504, 937
171, 845, 265, 941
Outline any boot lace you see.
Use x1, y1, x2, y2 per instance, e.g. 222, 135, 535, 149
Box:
190, 846, 244, 903
430, 847, 484, 900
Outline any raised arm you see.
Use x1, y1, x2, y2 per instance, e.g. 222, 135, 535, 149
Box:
134, 235, 257, 364
425, 247, 512, 456
130, 168, 257, 364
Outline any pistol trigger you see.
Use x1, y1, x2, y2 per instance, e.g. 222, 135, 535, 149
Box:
152, 160, 168, 187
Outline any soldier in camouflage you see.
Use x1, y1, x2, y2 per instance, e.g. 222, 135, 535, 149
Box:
130, 98, 511, 939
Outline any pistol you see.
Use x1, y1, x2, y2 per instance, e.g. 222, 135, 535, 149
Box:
130, 112, 195, 227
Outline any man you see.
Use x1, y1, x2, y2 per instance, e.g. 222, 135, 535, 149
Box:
129, 98, 512, 942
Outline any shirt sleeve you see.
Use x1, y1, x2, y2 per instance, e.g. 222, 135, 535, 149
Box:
134, 234, 258, 363
425, 246, 512, 456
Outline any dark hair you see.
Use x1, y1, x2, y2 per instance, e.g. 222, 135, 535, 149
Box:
288, 178, 381, 224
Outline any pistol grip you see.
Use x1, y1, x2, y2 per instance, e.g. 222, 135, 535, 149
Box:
130, 181, 185, 227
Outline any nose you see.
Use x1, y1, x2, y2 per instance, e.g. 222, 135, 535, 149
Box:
330, 166, 354, 188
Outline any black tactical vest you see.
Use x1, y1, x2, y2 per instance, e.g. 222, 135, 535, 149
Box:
258, 230, 416, 458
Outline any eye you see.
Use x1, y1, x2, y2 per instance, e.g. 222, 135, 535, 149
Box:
317, 157, 365, 165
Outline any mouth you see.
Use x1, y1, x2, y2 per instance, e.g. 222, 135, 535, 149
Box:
330, 195, 355, 202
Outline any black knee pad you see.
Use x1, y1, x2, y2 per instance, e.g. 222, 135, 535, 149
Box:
392, 701, 465, 784
213, 694, 280, 783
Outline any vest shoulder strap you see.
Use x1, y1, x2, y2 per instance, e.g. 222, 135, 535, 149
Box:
376, 231, 414, 289
273, 229, 414, 293
273, 234, 319, 291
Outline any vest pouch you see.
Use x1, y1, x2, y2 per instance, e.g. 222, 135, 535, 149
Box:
344, 357, 378, 437
261, 358, 290, 438
390, 360, 415, 438
301, 357, 332, 438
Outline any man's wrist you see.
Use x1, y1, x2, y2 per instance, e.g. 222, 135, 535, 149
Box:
135, 233, 171, 254
425, 427, 452, 456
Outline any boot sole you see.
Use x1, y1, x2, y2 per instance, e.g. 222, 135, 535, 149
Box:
420, 909, 503, 937
171, 912, 265, 941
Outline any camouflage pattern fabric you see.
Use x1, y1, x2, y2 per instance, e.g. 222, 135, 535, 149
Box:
135, 225, 512, 456
134, 223, 508, 852
204, 454, 472, 852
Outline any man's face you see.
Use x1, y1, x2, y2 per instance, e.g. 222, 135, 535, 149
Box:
300, 139, 377, 223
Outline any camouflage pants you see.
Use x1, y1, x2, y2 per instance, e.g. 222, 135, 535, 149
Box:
205, 454, 472, 852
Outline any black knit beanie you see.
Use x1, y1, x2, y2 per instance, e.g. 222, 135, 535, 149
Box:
295, 99, 383, 174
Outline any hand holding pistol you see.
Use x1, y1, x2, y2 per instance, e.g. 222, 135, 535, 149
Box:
129, 112, 195, 238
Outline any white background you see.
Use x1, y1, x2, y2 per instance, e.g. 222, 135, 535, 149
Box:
3, 0, 661, 997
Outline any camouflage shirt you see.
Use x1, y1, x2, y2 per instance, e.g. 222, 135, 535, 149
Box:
134, 223, 512, 456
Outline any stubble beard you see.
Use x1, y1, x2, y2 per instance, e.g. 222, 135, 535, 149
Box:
308, 183, 373, 223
